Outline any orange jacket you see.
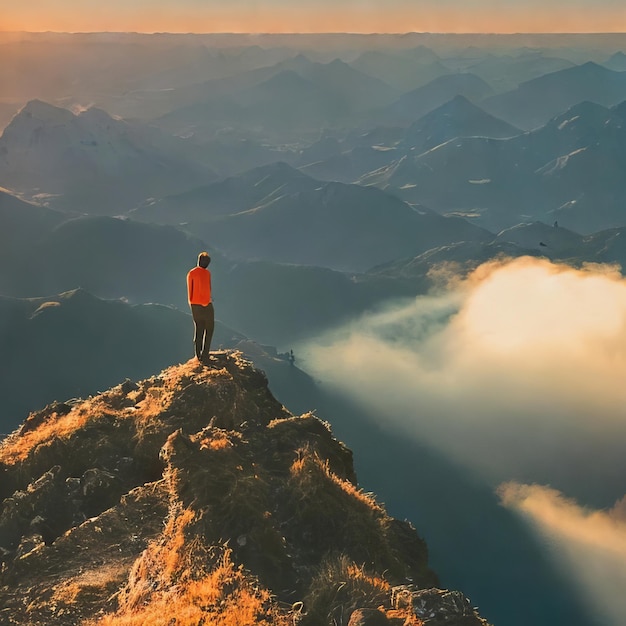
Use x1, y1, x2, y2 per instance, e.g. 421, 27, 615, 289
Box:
187, 266, 212, 306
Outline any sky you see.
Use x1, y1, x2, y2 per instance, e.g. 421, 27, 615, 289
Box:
1, 0, 626, 34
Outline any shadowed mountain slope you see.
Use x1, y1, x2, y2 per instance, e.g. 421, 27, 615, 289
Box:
0, 354, 490, 626
350, 49, 450, 92
130, 161, 320, 224
482, 61, 626, 130
401, 95, 521, 151
0, 289, 244, 431
192, 181, 493, 272
361, 100, 626, 233
296, 97, 520, 184
157, 57, 399, 140
464, 52, 575, 94
0, 100, 213, 213
373, 73, 494, 127
0, 190, 70, 293
0, 210, 425, 345
605, 51, 626, 72
367, 221, 626, 285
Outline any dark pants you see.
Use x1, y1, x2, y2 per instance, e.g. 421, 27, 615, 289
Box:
191, 303, 214, 359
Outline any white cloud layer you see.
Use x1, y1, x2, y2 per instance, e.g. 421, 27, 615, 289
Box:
300, 256, 626, 622
499, 483, 626, 626
300, 257, 626, 497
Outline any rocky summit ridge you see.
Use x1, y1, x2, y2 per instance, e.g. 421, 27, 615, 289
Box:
0, 351, 489, 626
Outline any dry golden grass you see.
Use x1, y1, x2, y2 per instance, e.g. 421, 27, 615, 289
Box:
91, 507, 291, 626
290, 447, 385, 517
199, 429, 236, 451
92, 560, 284, 626
302, 554, 391, 626
52, 562, 131, 605
0, 396, 114, 465
0, 360, 206, 465
386, 609, 423, 625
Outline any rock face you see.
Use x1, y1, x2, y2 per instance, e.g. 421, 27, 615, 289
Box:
0, 351, 489, 625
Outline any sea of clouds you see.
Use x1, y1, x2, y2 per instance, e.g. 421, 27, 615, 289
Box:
300, 256, 626, 625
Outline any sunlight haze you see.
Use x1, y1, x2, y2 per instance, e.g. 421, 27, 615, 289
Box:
2, 0, 626, 33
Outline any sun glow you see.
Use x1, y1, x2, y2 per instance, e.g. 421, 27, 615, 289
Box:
1, 1, 626, 34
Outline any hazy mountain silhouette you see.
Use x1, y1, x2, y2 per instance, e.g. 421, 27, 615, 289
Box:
367, 240, 540, 282
0, 208, 426, 345
605, 51, 626, 72
350, 49, 450, 92
361, 100, 626, 232
373, 72, 494, 126
157, 57, 399, 139
193, 135, 298, 177
400, 94, 521, 151
157, 70, 342, 139
0, 36, 301, 121
465, 52, 575, 93
292, 57, 400, 111
482, 61, 626, 129
131, 161, 320, 224
0, 188, 67, 252
0, 100, 213, 213
0, 192, 73, 294
23, 215, 207, 303
368, 221, 626, 286
0, 102, 20, 133
190, 181, 493, 272
297, 97, 519, 184
298, 144, 402, 184
0, 289, 245, 431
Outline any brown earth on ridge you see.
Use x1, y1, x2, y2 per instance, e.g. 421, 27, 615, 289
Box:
0, 351, 489, 626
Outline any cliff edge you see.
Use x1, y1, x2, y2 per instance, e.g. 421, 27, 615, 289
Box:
0, 351, 489, 626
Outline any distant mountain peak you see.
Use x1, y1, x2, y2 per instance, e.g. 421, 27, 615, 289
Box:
280, 53, 313, 72
612, 99, 626, 120
17, 99, 74, 124
401, 93, 520, 150
77, 106, 119, 123
578, 60, 609, 71
252, 159, 312, 178
549, 100, 620, 131
261, 68, 316, 89
326, 57, 349, 68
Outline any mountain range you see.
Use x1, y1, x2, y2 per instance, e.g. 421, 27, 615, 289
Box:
369, 221, 626, 284
371, 72, 495, 127
132, 161, 493, 272
482, 61, 626, 130
349, 48, 451, 92
0, 100, 213, 213
156, 56, 400, 140
361, 99, 626, 233
299, 95, 521, 183
0, 197, 423, 345
190, 178, 492, 272
461, 51, 575, 94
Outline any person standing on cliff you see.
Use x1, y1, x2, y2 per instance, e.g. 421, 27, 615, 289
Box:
187, 252, 214, 364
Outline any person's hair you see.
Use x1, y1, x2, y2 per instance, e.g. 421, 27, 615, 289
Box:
198, 252, 211, 268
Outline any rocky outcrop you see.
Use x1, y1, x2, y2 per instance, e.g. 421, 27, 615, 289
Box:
0, 351, 489, 625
